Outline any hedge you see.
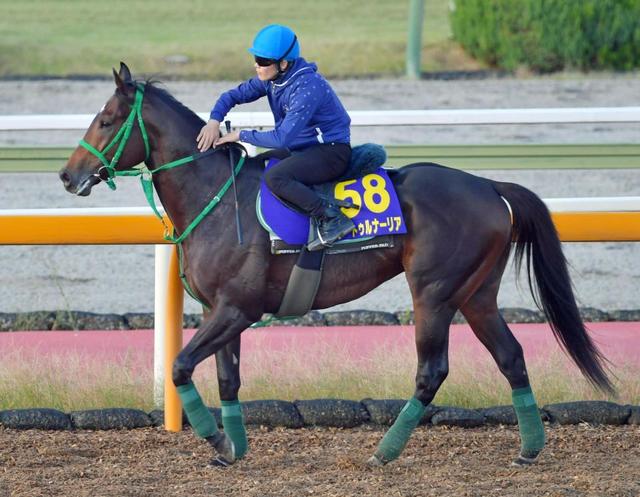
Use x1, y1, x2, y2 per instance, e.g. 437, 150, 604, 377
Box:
450, 0, 640, 72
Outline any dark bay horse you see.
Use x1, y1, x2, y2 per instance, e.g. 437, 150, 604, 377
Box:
60, 63, 613, 467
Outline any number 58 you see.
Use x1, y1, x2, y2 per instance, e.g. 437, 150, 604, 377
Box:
334, 173, 391, 218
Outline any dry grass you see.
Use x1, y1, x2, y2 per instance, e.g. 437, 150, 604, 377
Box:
1, 336, 637, 411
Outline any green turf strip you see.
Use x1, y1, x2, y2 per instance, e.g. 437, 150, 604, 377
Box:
2, 144, 639, 173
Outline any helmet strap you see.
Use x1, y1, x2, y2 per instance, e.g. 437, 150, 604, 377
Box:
276, 35, 297, 76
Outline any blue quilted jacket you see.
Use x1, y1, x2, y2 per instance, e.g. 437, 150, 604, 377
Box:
210, 58, 351, 151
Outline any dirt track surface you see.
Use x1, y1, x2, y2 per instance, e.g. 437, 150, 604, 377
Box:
1, 425, 639, 497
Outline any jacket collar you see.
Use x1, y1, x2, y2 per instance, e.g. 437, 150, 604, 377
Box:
271, 57, 316, 88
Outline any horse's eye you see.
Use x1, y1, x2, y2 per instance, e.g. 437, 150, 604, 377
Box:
100, 120, 112, 128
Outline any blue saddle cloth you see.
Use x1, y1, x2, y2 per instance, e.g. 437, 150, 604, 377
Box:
256, 144, 407, 246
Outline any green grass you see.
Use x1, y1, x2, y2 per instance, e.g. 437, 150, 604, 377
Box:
0, 0, 478, 79
2, 144, 640, 173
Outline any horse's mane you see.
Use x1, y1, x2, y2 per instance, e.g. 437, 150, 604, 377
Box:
138, 78, 205, 127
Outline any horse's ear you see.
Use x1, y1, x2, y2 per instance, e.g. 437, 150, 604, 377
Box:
113, 63, 135, 98
118, 62, 132, 82
113, 67, 127, 94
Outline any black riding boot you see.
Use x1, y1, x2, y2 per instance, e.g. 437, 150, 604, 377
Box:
307, 204, 355, 251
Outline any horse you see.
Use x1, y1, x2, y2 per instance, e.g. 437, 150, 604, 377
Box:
60, 63, 613, 467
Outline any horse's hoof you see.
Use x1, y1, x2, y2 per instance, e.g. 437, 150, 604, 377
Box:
206, 432, 236, 465
208, 456, 234, 468
511, 453, 540, 467
367, 454, 386, 467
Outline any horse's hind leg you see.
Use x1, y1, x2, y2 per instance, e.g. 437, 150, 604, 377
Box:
460, 258, 545, 466
370, 294, 456, 466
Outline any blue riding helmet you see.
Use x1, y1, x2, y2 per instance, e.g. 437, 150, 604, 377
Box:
248, 24, 300, 61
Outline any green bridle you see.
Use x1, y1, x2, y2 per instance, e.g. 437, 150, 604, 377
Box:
77, 82, 246, 245
79, 83, 151, 190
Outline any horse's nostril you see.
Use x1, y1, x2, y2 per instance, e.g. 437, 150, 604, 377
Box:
59, 169, 70, 184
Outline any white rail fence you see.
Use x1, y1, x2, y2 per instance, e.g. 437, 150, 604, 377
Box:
2, 107, 640, 131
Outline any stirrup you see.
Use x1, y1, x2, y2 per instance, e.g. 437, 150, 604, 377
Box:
307, 226, 329, 252
307, 218, 354, 251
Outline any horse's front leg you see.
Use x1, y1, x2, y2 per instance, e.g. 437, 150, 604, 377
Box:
172, 303, 252, 466
214, 335, 248, 459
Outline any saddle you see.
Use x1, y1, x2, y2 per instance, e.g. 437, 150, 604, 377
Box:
256, 143, 407, 254
255, 144, 408, 319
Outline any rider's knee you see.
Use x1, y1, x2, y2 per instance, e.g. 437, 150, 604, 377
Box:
264, 166, 288, 192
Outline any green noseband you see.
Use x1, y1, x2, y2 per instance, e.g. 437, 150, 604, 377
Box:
79, 83, 151, 190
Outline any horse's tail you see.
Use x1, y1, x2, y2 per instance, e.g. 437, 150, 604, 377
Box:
492, 181, 615, 395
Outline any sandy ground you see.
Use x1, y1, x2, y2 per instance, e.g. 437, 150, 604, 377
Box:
0, 424, 639, 497
0, 75, 639, 314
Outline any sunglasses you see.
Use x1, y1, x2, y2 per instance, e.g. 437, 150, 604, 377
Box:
255, 56, 276, 67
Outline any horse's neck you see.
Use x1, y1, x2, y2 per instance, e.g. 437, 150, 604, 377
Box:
146, 112, 225, 234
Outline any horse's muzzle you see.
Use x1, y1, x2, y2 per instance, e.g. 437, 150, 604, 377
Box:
59, 167, 101, 196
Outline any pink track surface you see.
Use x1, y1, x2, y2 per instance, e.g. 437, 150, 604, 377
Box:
0, 323, 638, 366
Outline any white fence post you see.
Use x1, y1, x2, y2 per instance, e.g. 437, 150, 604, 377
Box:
153, 244, 172, 408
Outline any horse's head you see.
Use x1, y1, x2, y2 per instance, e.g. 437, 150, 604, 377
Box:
59, 62, 149, 196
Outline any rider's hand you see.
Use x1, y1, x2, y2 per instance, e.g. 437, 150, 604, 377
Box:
196, 119, 221, 152
214, 130, 241, 148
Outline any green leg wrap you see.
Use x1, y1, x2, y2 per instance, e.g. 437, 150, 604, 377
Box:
512, 386, 545, 458
374, 397, 426, 463
176, 381, 219, 439
221, 400, 248, 459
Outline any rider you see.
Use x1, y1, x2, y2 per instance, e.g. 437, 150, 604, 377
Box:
196, 24, 354, 250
